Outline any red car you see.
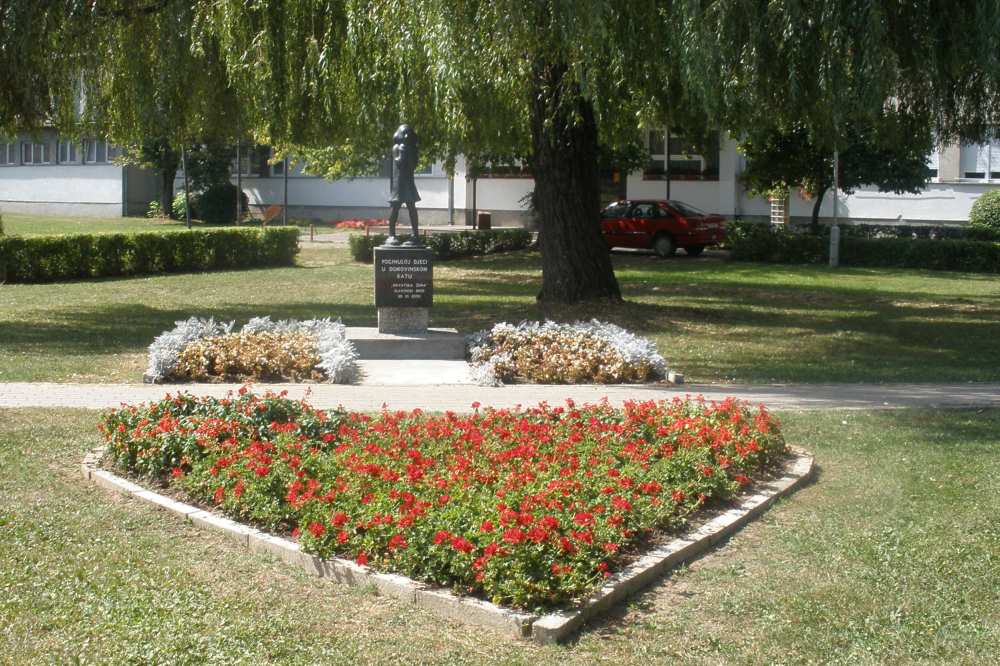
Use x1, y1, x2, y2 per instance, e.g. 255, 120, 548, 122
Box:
600, 200, 726, 257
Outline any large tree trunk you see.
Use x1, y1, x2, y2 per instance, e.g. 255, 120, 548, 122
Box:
810, 184, 829, 234
529, 62, 622, 304
158, 147, 180, 218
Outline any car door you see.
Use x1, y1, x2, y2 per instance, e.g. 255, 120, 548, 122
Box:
622, 202, 658, 248
600, 202, 632, 247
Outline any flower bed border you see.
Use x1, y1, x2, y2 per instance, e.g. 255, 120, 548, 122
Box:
81, 445, 813, 643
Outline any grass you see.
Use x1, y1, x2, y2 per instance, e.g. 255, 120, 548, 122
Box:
0, 213, 349, 237
0, 213, 203, 236
1, 243, 999, 383
1, 407, 997, 664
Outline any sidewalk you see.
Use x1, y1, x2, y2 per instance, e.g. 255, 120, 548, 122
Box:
2, 382, 999, 412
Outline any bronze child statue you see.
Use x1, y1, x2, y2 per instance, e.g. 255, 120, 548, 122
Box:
385, 124, 422, 246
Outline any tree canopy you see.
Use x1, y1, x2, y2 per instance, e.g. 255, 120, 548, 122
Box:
3, 1, 1000, 301
740, 111, 936, 228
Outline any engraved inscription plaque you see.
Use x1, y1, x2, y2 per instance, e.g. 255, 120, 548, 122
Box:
374, 247, 433, 308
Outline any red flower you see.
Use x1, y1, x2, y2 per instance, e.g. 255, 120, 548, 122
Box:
451, 536, 474, 553
573, 512, 594, 527
502, 528, 525, 545
433, 530, 451, 545
337, 530, 349, 544
734, 474, 750, 486
331, 512, 349, 527
171, 467, 184, 479
356, 551, 369, 566
308, 522, 326, 538
388, 534, 408, 550
672, 489, 686, 503
479, 520, 495, 533
213, 486, 225, 504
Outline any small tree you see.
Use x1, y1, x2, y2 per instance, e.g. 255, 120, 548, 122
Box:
740, 113, 935, 230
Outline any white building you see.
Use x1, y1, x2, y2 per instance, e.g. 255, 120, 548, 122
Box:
3, 130, 999, 227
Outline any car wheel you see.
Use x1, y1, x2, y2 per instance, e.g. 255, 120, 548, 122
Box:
652, 234, 676, 258
685, 245, 706, 257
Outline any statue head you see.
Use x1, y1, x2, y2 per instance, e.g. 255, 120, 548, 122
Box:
393, 124, 417, 148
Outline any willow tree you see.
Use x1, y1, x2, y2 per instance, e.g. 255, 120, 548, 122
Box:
81, 1, 241, 217
205, 1, 699, 303
0, 1, 240, 217
6, 1, 1000, 301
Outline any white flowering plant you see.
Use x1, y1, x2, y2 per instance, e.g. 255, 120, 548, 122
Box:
466, 320, 667, 385
146, 316, 358, 384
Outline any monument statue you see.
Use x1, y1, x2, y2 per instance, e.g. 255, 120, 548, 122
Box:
385, 124, 422, 246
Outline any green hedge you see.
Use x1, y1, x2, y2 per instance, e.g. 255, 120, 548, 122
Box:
0, 227, 299, 283
349, 228, 534, 263
728, 222, 1000, 273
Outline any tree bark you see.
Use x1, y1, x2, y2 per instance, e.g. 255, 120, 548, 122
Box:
810, 184, 830, 233
529, 62, 622, 304
158, 147, 180, 218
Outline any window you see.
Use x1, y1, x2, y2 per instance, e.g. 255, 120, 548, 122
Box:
83, 139, 118, 164
631, 202, 659, 219
601, 202, 631, 218
644, 129, 720, 181
474, 159, 531, 178
0, 140, 16, 165
58, 140, 78, 164
21, 141, 51, 164
959, 142, 1000, 180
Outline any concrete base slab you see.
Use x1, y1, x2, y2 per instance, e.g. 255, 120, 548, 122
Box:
346, 326, 465, 360
356, 359, 474, 385
377, 307, 429, 335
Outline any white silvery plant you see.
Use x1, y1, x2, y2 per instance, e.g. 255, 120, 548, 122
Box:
146, 317, 234, 382
146, 316, 358, 384
466, 319, 667, 385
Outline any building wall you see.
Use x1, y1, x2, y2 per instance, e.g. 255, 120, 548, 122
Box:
0, 164, 124, 217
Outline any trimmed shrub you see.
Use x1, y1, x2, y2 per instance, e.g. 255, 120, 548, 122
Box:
198, 183, 251, 225
969, 190, 1000, 233
349, 228, 533, 263
0, 227, 299, 283
726, 221, 1000, 272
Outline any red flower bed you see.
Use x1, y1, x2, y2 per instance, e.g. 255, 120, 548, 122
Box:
334, 219, 388, 229
98, 391, 785, 609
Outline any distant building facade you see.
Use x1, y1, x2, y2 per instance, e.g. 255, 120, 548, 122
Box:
3, 129, 999, 227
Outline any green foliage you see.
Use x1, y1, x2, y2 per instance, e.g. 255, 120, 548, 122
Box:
146, 200, 166, 219
727, 222, 1000, 273
739, 115, 935, 228
172, 191, 191, 221
197, 183, 249, 226
969, 190, 1000, 232
0, 228, 299, 283
348, 229, 533, 263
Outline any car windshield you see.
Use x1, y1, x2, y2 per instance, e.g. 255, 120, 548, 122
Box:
668, 201, 707, 217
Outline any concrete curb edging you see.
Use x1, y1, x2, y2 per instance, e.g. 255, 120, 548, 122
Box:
82, 446, 813, 643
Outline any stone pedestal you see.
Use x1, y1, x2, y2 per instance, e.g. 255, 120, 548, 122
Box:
374, 245, 433, 334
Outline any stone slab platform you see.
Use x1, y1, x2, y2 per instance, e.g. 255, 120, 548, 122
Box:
346, 326, 465, 360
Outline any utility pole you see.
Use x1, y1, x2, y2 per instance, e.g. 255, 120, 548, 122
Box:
181, 145, 191, 229
235, 137, 242, 224
282, 156, 289, 225
829, 149, 840, 267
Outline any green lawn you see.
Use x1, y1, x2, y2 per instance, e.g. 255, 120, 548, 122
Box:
1, 408, 997, 664
1, 243, 998, 383
0, 213, 204, 236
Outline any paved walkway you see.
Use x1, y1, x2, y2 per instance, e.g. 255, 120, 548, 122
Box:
2, 382, 998, 412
